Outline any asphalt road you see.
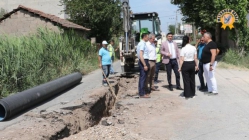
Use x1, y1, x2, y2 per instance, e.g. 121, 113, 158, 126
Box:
133, 66, 249, 140
175, 68, 249, 140
1, 60, 249, 140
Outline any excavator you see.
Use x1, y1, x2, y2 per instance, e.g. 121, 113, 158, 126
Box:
119, 0, 163, 73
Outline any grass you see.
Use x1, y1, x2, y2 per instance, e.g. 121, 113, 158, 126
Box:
217, 62, 249, 71
219, 49, 249, 70
0, 28, 99, 97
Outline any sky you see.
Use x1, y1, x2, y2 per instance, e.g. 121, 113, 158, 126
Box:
129, 0, 182, 33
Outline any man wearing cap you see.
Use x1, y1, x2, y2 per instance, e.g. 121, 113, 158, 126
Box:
145, 33, 159, 93
154, 38, 162, 83
137, 33, 150, 98
98, 40, 112, 86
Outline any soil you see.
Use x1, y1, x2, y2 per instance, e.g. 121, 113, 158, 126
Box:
0, 82, 118, 140
0, 71, 183, 140
63, 74, 184, 140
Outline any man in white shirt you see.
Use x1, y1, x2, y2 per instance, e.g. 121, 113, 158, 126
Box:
137, 33, 150, 98
161, 33, 183, 91
145, 34, 159, 93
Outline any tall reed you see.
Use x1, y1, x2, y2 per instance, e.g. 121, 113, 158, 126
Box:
0, 28, 98, 97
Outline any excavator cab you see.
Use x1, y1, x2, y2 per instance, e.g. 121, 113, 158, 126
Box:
119, 0, 162, 73
131, 12, 162, 42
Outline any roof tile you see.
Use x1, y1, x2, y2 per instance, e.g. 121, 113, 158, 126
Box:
0, 5, 90, 31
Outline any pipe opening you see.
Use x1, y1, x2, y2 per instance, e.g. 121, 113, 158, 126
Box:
0, 104, 6, 121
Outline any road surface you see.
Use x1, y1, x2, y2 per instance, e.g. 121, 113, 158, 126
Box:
0, 61, 122, 131
135, 67, 249, 140
1, 60, 249, 140
65, 62, 249, 140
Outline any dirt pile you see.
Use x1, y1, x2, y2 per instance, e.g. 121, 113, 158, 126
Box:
115, 75, 139, 98
63, 75, 151, 140
0, 79, 119, 140
63, 74, 182, 140
0, 73, 182, 140
63, 125, 150, 140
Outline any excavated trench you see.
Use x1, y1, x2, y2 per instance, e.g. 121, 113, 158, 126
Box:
0, 75, 139, 140
45, 75, 138, 140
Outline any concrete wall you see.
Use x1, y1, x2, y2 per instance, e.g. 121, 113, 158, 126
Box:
0, 0, 66, 19
0, 10, 60, 36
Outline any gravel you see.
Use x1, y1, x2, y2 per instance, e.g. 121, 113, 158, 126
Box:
63, 125, 150, 140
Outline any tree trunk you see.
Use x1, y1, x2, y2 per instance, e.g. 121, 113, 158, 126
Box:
215, 23, 220, 43
234, 28, 239, 49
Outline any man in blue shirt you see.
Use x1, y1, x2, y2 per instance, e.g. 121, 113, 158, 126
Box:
196, 37, 207, 91
137, 33, 150, 98
99, 40, 112, 86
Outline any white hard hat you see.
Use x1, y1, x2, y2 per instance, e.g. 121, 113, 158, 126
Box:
102, 40, 108, 44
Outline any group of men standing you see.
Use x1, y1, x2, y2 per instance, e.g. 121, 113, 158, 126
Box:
137, 32, 218, 98
137, 33, 184, 98
98, 31, 218, 98
137, 33, 162, 98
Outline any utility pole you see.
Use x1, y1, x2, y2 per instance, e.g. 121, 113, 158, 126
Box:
175, 10, 177, 35
180, 20, 183, 34
175, 9, 181, 35
193, 23, 196, 42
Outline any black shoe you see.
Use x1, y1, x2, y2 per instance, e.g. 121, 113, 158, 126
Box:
199, 87, 208, 91
169, 86, 173, 91
176, 87, 183, 90
154, 80, 158, 84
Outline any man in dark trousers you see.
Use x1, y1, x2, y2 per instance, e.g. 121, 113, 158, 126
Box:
137, 33, 150, 98
161, 33, 183, 91
195, 36, 207, 91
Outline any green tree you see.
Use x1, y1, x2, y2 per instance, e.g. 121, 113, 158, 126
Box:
0, 8, 7, 18
168, 25, 175, 34
171, 0, 249, 50
60, 0, 122, 42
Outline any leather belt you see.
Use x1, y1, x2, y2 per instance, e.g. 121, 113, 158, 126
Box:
149, 60, 156, 62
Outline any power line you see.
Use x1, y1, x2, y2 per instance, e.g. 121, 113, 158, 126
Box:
159, 15, 175, 18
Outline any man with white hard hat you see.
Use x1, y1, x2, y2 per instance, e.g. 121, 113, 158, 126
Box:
98, 40, 111, 86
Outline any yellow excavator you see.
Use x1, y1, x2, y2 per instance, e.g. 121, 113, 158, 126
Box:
119, 0, 163, 73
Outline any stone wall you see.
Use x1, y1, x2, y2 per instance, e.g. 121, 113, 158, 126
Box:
0, 10, 61, 36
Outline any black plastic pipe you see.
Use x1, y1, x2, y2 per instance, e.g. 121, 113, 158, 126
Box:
0, 72, 82, 121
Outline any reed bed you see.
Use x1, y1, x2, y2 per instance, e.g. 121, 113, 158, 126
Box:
0, 28, 98, 97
